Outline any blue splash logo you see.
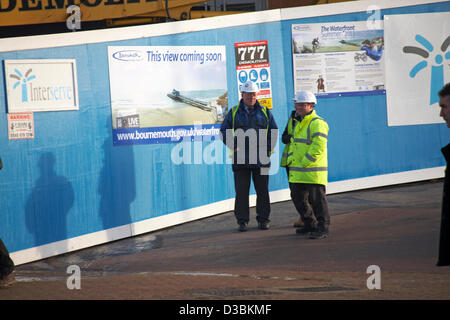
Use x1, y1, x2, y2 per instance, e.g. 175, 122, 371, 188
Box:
403, 35, 450, 105
10, 68, 36, 102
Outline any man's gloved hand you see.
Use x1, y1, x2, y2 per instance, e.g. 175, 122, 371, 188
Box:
282, 134, 292, 144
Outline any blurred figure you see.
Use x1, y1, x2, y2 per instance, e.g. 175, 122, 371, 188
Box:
437, 83, 450, 266
0, 156, 16, 288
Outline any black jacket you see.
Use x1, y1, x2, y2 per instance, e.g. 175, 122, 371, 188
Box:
220, 100, 278, 171
437, 143, 450, 266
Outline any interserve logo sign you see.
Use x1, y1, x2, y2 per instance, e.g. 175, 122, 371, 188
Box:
9, 68, 36, 103
384, 12, 449, 126
403, 35, 450, 105
5, 60, 79, 113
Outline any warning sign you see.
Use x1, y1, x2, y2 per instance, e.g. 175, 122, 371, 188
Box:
8, 113, 34, 139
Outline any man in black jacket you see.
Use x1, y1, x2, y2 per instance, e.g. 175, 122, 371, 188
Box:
437, 83, 450, 266
0, 156, 16, 287
220, 81, 278, 232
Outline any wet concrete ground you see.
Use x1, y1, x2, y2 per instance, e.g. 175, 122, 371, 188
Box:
1, 180, 449, 300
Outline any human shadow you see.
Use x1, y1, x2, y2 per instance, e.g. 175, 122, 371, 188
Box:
98, 118, 135, 233
25, 152, 74, 247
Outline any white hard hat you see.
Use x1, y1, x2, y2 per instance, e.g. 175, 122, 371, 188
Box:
293, 91, 317, 104
240, 80, 259, 93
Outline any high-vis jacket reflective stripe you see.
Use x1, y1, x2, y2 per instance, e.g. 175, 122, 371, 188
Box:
285, 110, 329, 186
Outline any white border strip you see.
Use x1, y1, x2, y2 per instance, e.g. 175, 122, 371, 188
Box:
326, 166, 445, 194
10, 166, 444, 265
0, 10, 280, 53
0, 0, 447, 53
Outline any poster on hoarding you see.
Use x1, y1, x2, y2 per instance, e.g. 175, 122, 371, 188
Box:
8, 113, 34, 140
108, 46, 227, 145
384, 12, 449, 126
292, 21, 385, 98
235, 40, 273, 109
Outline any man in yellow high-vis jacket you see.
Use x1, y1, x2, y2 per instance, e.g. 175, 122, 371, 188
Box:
281, 91, 330, 239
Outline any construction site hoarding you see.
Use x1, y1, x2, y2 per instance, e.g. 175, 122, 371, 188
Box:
0, 0, 448, 266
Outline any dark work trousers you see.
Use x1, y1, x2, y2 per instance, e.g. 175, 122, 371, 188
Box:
289, 183, 330, 229
286, 168, 319, 225
233, 168, 270, 225
0, 238, 14, 279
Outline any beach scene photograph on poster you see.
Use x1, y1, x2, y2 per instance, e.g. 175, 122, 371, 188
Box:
108, 46, 227, 145
292, 21, 385, 97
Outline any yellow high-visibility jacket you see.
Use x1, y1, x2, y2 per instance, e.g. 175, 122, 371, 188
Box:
281, 110, 329, 186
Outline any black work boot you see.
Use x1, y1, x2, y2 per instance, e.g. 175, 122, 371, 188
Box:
293, 217, 304, 228
238, 222, 248, 232
309, 224, 329, 239
258, 222, 270, 230
295, 219, 316, 236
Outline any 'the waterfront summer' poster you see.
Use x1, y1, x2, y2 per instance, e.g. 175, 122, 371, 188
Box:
292, 21, 385, 98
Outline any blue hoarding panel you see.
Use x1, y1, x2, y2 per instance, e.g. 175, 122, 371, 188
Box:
0, 2, 448, 256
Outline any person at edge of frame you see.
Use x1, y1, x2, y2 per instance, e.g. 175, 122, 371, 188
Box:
220, 80, 278, 232
437, 82, 450, 267
0, 156, 16, 288
280, 90, 330, 239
